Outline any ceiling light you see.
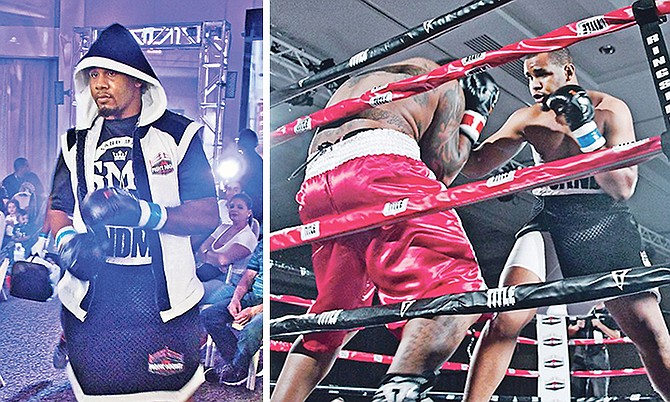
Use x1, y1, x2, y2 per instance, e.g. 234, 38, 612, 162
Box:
598, 44, 615, 55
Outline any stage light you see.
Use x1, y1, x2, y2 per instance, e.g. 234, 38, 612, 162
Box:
217, 157, 242, 181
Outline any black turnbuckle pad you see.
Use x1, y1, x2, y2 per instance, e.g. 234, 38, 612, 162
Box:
633, 0, 663, 25
661, 132, 670, 158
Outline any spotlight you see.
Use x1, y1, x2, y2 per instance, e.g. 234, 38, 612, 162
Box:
217, 157, 242, 181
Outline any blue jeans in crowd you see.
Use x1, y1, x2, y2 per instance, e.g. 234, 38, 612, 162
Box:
200, 291, 263, 370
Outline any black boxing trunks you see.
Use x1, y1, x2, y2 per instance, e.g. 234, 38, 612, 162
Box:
516, 193, 649, 278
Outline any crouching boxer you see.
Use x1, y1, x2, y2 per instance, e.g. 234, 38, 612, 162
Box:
47, 23, 219, 401
271, 58, 499, 402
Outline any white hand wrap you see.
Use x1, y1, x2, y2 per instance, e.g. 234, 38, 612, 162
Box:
459, 110, 487, 145
573, 120, 606, 152
55, 226, 77, 251
137, 200, 168, 230
31, 232, 49, 257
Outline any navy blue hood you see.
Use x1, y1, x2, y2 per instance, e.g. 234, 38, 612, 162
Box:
72, 23, 167, 129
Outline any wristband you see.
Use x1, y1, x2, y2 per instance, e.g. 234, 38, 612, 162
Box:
55, 226, 77, 251
573, 121, 606, 153
459, 110, 486, 145
137, 200, 168, 230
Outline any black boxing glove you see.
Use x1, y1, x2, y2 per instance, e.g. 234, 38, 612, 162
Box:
81, 187, 167, 230
460, 71, 500, 145
542, 84, 606, 152
55, 226, 109, 281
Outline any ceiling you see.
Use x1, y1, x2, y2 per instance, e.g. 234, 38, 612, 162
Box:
269, 0, 670, 284
0, 0, 57, 24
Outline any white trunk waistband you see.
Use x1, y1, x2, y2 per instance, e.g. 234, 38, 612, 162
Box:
304, 129, 421, 179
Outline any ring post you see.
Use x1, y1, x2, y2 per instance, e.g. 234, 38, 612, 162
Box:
536, 308, 571, 400
633, 0, 670, 131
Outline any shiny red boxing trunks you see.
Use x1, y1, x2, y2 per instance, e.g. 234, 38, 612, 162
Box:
296, 129, 485, 352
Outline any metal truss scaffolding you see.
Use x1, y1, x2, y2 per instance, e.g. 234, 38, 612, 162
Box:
640, 226, 670, 260
72, 22, 232, 167
270, 31, 332, 106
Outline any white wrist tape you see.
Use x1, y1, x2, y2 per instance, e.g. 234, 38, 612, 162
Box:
137, 200, 168, 230
573, 121, 606, 153
459, 110, 487, 145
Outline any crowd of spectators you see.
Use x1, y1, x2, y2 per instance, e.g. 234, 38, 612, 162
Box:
195, 128, 264, 386
1, 157, 45, 263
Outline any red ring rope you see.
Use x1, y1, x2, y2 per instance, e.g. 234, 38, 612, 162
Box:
272, 1, 670, 138
270, 137, 664, 251
270, 294, 315, 308
269, 340, 646, 378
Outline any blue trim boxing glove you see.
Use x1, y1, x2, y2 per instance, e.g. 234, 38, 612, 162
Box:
542, 84, 606, 153
81, 187, 168, 230
55, 226, 109, 281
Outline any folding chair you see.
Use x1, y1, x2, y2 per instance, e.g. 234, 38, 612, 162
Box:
245, 347, 261, 390
0, 258, 9, 301
203, 320, 262, 390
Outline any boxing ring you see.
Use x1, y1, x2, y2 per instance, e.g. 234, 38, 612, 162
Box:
269, 0, 670, 399
269, 290, 661, 401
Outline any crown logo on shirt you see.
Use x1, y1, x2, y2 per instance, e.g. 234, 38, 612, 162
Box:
112, 150, 128, 161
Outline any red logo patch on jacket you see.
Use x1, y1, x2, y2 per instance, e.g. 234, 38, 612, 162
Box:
151, 153, 174, 175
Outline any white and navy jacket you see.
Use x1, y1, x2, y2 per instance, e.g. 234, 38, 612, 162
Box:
53, 23, 216, 322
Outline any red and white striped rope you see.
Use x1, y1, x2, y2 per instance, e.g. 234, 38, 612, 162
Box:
270, 294, 315, 308
269, 340, 646, 378
270, 137, 664, 250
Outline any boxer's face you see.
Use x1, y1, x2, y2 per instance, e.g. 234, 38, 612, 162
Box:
524, 53, 570, 104
88, 68, 143, 120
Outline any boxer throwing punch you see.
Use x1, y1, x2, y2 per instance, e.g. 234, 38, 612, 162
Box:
47, 23, 219, 400
461, 48, 670, 401
271, 57, 499, 402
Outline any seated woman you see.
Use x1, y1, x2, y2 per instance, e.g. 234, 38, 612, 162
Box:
12, 182, 36, 221
4, 200, 22, 247
196, 193, 258, 305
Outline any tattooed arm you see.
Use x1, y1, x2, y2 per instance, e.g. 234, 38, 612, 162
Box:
419, 81, 470, 186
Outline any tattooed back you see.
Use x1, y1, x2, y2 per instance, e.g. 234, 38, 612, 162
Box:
308, 57, 468, 185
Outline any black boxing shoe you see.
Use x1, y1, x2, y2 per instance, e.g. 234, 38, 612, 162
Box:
371, 373, 435, 402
